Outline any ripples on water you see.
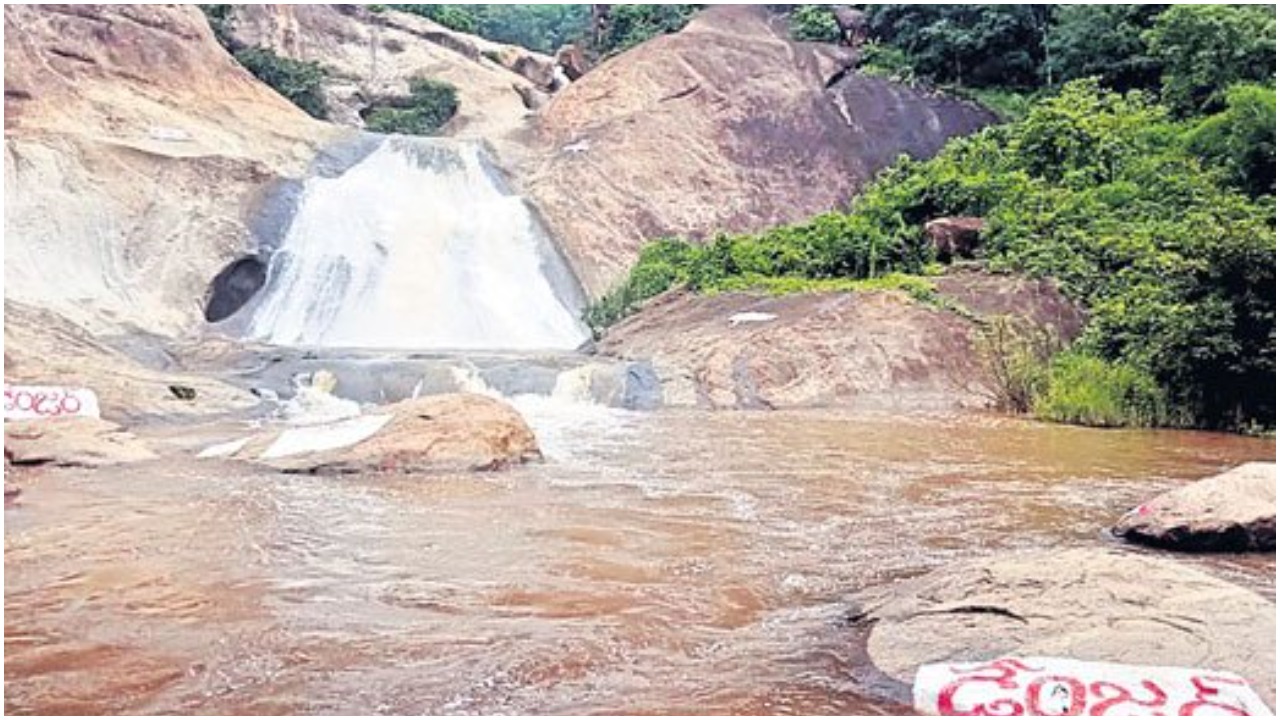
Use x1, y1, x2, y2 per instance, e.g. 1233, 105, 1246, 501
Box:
4, 408, 1274, 714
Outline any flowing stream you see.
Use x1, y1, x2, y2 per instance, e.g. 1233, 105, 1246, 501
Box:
5, 408, 1273, 714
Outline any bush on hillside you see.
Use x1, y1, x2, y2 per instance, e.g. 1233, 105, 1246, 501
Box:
789, 6, 841, 43
233, 47, 329, 119
363, 78, 459, 135
590, 80, 1276, 430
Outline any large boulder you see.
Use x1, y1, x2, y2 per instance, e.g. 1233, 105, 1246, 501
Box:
226, 393, 541, 474
4, 416, 157, 467
1113, 462, 1277, 552
924, 216, 985, 261
597, 273, 1084, 410
850, 548, 1277, 707
526, 5, 995, 297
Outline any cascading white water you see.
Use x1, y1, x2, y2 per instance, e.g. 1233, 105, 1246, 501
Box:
247, 137, 589, 350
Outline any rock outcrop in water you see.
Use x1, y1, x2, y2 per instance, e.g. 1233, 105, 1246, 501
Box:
4, 417, 157, 468
523, 5, 997, 297
851, 548, 1277, 708
598, 272, 1084, 410
1114, 463, 1277, 552
230, 393, 541, 474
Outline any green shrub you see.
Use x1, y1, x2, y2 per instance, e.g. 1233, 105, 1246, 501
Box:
594, 5, 700, 56
363, 78, 459, 135
855, 80, 1275, 429
1035, 352, 1171, 427
973, 316, 1058, 413
233, 47, 328, 119
789, 6, 841, 43
858, 41, 916, 84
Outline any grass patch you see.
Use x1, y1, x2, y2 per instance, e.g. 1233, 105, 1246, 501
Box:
1034, 352, 1174, 427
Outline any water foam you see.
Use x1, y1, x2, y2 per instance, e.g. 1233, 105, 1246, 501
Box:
247, 137, 588, 350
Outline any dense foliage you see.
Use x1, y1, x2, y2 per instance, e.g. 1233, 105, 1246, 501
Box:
362, 77, 459, 135
387, 5, 590, 54
788, 5, 841, 43
1042, 5, 1165, 91
385, 5, 697, 56
592, 5, 701, 55
833, 4, 1277, 121
591, 80, 1276, 430
1144, 4, 1276, 116
864, 5, 1053, 89
233, 47, 329, 119
1036, 352, 1173, 428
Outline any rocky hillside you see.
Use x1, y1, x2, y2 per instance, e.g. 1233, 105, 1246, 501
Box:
221, 5, 559, 139
3, 4, 1008, 418
4, 4, 335, 337
3, 4, 341, 416
522, 6, 996, 297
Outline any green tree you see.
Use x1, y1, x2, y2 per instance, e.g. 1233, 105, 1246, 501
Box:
1042, 4, 1165, 91
1144, 4, 1276, 115
1184, 83, 1277, 198
864, 5, 1053, 88
593, 5, 701, 56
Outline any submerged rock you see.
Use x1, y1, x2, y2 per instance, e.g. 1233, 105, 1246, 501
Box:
231, 393, 540, 474
1113, 462, 1277, 552
849, 548, 1276, 707
4, 417, 157, 467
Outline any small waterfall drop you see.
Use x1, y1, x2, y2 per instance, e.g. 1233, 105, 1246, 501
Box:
246, 136, 588, 350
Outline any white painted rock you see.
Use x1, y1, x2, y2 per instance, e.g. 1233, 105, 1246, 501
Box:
728, 311, 777, 326
4, 384, 100, 420
914, 656, 1274, 716
851, 548, 1276, 709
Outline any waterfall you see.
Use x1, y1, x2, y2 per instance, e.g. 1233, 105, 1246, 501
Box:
246, 136, 588, 350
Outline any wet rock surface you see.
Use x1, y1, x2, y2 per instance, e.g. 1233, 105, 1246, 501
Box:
851, 547, 1277, 708
1114, 462, 1277, 552
235, 393, 541, 474
4, 417, 158, 468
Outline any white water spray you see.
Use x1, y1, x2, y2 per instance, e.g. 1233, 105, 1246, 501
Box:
247, 137, 588, 350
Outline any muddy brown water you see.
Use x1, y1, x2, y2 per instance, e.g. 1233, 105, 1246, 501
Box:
5, 406, 1274, 715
